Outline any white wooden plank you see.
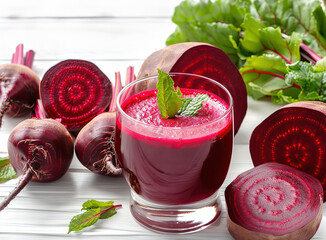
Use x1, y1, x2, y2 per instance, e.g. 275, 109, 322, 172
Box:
0, 0, 182, 18
0, 18, 176, 61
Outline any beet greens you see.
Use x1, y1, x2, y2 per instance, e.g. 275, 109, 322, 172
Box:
167, 0, 326, 104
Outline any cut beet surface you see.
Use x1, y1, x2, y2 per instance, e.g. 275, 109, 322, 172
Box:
40, 59, 112, 132
250, 101, 326, 201
137, 42, 247, 135
225, 162, 323, 240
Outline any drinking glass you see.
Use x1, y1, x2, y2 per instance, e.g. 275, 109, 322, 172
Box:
116, 73, 233, 233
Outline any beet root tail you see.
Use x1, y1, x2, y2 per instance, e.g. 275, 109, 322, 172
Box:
0, 99, 12, 128
0, 169, 33, 211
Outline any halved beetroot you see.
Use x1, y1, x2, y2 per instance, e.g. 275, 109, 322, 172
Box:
250, 101, 326, 200
137, 42, 247, 134
40, 59, 112, 132
225, 162, 323, 240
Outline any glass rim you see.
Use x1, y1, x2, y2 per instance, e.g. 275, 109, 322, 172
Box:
116, 72, 234, 130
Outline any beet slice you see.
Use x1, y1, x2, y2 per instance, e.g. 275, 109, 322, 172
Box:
40, 59, 112, 132
250, 101, 326, 200
225, 162, 323, 240
137, 42, 247, 134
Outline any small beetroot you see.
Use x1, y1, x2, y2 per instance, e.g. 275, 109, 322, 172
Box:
40, 59, 112, 132
0, 44, 39, 126
225, 162, 323, 240
74, 67, 135, 176
0, 118, 74, 211
250, 101, 326, 200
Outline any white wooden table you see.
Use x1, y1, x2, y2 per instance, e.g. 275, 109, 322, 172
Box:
0, 1, 325, 239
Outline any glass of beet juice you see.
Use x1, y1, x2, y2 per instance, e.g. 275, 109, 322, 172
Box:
115, 72, 233, 234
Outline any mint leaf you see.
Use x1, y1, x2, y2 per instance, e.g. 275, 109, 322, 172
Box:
179, 94, 209, 116
156, 69, 183, 119
0, 157, 17, 183
68, 200, 121, 234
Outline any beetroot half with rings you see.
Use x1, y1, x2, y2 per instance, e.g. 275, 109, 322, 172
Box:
40, 59, 112, 132
225, 162, 323, 240
137, 42, 247, 135
250, 101, 326, 201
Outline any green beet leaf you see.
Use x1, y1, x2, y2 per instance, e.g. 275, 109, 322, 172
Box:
81, 200, 117, 220
0, 157, 17, 183
313, 5, 326, 57
252, 0, 325, 56
171, 0, 251, 27
167, 22, 240, 64
156, 69, 183, 119
68, 209, 101, 234
240, 54, 288, 100
68, 200, 121, 234
167, 0, 252, 65
81, 200, 114, 210
240, 15, 301, 63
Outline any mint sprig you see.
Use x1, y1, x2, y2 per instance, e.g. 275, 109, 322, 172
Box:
68, 200, 122, 234
157, 69, 209, 118
156, 69, 183, 119
0, 157, 17, 183
179, 94, 210, 116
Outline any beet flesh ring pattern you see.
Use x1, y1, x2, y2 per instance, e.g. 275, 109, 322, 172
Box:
40, 59, 112, 131
250, 101, 326, 200
225, 162, 323, 240
137, 42, 247, 135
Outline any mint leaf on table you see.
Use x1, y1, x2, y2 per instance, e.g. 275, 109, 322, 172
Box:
179, 94, 209, 116
0, 157, 17, 183
156, 69, 183, 119
68, 200, 122, 234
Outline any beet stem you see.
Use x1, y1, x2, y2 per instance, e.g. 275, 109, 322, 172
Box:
15, 44, 24, 65
125, 66, 135, 85
24, 50, 35, 68
0, 168, 33, 211
109, 72, 122, 112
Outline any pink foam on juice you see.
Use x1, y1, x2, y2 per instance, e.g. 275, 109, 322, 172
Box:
116, 88, 233, 205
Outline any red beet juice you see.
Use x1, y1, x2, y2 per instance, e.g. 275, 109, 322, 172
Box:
116, 88, 233, 205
